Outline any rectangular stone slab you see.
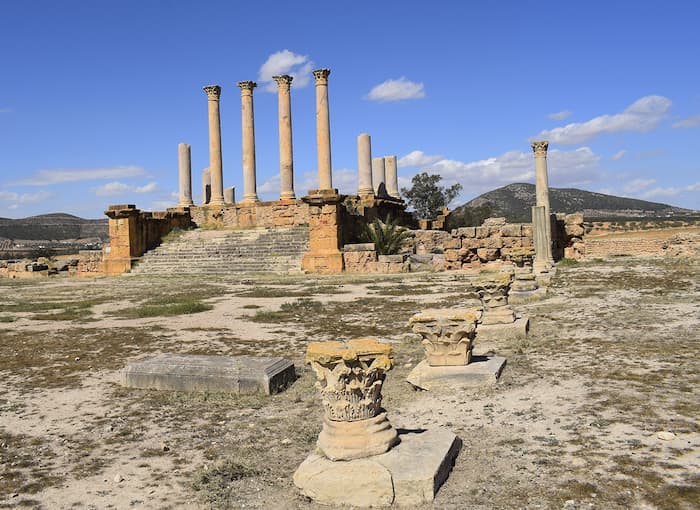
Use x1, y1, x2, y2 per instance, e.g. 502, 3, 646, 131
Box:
475, 316, 529, 342
406, 355, 507, 391
120, 354, 295, 395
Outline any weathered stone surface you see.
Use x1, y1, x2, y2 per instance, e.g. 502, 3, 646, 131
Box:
408, 308, 480, 366
318, 412, 399, 461
407, 356, 507, 390
293, 454, 394, 507
344, 242, 375, 252
294, 428, 461, 507
476, 248, 499, 261
475, 317, 530, 341
120, 354, 295, 395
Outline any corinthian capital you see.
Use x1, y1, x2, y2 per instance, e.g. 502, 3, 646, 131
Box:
313, 68, 331, 85
531, 140, 549, 157
272, 75, 293, 89
203, 85, 221, 100
236, 81, 257, 94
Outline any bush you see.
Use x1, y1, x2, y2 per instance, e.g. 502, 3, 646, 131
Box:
360, 216, 411, 255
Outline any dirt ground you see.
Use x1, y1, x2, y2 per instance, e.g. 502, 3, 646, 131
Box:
0, 256, 698, 509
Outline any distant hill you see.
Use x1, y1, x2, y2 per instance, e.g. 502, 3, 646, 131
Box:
458, 183, 697, 222
0, 213, 108, 241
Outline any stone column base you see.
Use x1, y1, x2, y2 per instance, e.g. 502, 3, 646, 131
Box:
302, 251, 344, 273
481, 307, 516, 325
318, 412, 398, 461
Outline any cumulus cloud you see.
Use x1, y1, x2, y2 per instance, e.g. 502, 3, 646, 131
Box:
548, 110, 572, 121
672, 113, 700, 129
533, 95, 672, 145
258, 49, 314, 93
366, 77, 425, 102
611, 150, 626, 161
623, 178, 656, 194
93, 181, 157, 197
638, 181, 700, 200
398, 146, 602, 201
398, 150, 443, 168
10, 166, 148, 186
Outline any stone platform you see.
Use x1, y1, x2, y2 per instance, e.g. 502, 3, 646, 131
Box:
475, 316, 529, 342
509, 287, 548, 304
120, 354, 295, 395
293, 427, 461, 507
406, 355, 507, 391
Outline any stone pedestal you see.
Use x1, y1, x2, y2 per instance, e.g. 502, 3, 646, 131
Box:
201, 168, 211, 205
408, 308, 480, 366
273, 75, 296, 200
224, 186, 235, 205
509, 264, 542, 303
238, 81, 259, 203
475, 276, 516, 325
301, 190, 344, 273
178, 143, 194, 206
357, 133, 374, 197
313, 69, 333, 190
305, 338, 398, 460
407, 355, 507, 391
203, 85, 225, 206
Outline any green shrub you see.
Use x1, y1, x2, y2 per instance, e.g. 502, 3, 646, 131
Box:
360, 216, 411, 255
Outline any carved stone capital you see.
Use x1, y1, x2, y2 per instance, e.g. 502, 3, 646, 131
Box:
531, 140, 549, 157
313, 68, 331, 85
236, 81, 257, 94
409, 309, 479, 366
272, 75, 293, 89
474, 275, 516, 324
203, 85, 221, 100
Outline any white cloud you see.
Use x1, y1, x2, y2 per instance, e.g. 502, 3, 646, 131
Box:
398, 146, 602, 201
611, 150, 626, 161
258, 49, 314, 93
259, 169, 358, 199
638, 182, 700, 200
398, 150, 443, 168
548, 110, 572, 121
672, 113, 700, 129
10, 166, 148, 186
0, 190, 52, 209
623, 178, 656, 194
533, 95, 672, 145
366, 77, 425, 102
93, 181, 157, 197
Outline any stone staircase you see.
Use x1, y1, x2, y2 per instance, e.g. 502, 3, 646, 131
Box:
130, 226, 309, 275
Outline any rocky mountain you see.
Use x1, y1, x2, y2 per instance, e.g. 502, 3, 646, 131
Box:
458, 183, 697, 222
0, 213, 109, 241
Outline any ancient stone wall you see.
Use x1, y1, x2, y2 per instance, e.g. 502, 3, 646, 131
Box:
189, 201, 309, 228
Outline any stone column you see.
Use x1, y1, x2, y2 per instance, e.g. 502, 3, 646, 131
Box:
238, 81, 259, 203
532, 205, 553, 271
357, 133, 374, 197
201, 168, 211, 205
203, 85, 224, 206
305, 338, 398, 460
178, 143, 194, 206
531, 140, 553, 262
313, 69, 333, 190
372, 157, 386, 196
273, 75, 296, 201
384, 155, 399, 198
224, 186, 235, 204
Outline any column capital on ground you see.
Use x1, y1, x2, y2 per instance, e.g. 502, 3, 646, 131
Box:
203, 85, 221, 100
531, 140, 549, 156
313, 68, 331, 85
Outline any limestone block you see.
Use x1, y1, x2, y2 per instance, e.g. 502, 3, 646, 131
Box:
501, 237, 521, 249
444, 248, 461, 262
475, 317, 529, 341
566, 224, 585, 238
407, 356, 507, 390
500, 224, 522, 237
461, 237, 480, 250
476, 248, 499, 262
483, 236, 504, 249
475, 226, 490, 239
455, 226, 476, 238
444, 237, 461, 249
522, 225, 533, 238
344, 243, 376, 252
565, 212, 584, 225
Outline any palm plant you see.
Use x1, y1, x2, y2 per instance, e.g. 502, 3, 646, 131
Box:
360, 216, 411, 255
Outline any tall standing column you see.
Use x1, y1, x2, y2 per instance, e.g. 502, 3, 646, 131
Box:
531, 140, 553, 264
237, 81, 259, 203
357, 133, 374, 197
384, 155, 400, 199
178, 143, 194, 206
273, 75, 296, 200
313, 69, 333, 191
372, 157, 386, 196
203, 85, 224, 206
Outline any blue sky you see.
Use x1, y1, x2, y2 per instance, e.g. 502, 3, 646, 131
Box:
1, 0, 699, 219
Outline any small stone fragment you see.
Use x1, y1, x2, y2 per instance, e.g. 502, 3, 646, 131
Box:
657, 431, 676, 440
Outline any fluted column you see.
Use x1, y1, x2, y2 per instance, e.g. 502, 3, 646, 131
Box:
531, 140, 553, 264
203, 85, 224, 206
357, 133, 374, 197
178, 143, 194, 206
313, 69, 333, 190
238, 81, 259, 203
273, 75, 295, 200
384, 155, 399, 198
372, 157, 386, 196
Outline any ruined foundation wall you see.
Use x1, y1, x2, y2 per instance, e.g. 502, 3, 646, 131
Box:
189, 201, 309, 228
